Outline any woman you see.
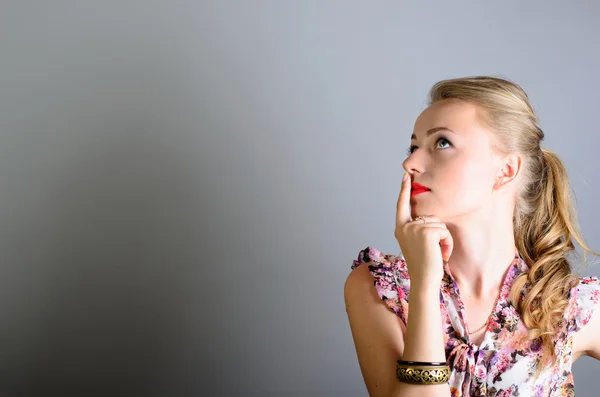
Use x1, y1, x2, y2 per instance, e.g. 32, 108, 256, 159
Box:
344, 76, 600, 397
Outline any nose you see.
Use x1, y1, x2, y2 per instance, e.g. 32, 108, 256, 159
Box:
402, 152, 424, 175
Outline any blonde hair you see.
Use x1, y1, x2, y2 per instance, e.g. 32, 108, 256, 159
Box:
428, 76, 598, 376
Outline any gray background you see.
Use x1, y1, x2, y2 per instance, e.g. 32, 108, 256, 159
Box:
0, 1, 598, 396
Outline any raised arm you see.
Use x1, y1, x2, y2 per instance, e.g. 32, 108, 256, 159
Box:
344, 172, 452, 397
574, 297, 600, 360
344, 264, 450, 397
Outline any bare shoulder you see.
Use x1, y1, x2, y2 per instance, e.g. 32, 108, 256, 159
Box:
570, 277, 600, 361
572, 293, 600, 361
344, 264, 377, 305
344, 265, 406, 397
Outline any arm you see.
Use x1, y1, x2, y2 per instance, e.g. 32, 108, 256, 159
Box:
574, 299, 600, 360
344, 265, 450, 397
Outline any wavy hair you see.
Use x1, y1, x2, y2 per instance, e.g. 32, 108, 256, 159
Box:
428, 76, 598, 376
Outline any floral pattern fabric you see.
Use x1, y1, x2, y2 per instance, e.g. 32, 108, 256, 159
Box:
351, 246, 600, 397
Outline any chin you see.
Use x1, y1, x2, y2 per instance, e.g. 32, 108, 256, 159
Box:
410, 202, 430, 216
411, 206, 446, 221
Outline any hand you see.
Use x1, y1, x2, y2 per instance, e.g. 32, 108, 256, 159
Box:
394, 172, 454, 287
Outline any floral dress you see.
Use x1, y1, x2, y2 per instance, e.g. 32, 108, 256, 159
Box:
351, 246, 600, 397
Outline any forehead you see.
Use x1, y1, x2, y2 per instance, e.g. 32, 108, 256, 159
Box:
413, 99, 489, 140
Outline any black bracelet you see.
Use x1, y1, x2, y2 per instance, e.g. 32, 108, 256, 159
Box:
397, 360, 448, 366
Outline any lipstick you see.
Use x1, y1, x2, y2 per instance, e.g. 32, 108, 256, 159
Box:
411, 182, 431, 197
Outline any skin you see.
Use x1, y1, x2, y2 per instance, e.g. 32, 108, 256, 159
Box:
403, 98, 520, 300
344, 98, 599, 397
402, 97, 599, 354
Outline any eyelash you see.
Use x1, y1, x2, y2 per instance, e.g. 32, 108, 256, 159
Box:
406, 137, 452, 156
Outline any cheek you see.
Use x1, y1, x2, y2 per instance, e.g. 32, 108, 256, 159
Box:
441, 162, 492, 204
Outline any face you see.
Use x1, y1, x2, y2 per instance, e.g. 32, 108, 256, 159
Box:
402, 99, 502, 222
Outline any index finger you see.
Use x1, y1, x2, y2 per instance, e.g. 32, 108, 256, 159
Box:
396, 172, 412, 226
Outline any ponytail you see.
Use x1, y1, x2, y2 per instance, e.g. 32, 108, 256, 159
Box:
510, 148, 598, 376
428, 77, 600, 377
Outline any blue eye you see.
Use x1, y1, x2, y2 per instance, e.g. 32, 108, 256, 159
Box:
437, 137, 451, 149
405, 137, 451, 157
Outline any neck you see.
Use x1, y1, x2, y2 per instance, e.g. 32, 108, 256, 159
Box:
444, 210, 517, 299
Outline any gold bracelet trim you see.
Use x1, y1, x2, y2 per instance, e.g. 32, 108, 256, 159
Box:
396, 364, 450, 385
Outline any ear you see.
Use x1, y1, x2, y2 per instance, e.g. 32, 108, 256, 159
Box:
494, 153, 521, 190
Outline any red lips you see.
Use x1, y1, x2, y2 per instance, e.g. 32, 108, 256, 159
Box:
411, 182, 431, 197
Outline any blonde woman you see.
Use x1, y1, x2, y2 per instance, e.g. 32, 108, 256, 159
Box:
344, 76, 600, 396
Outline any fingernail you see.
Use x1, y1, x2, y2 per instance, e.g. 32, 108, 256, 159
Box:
403, 172, 408, 182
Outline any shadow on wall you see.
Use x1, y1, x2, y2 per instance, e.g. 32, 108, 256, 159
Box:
0, 7, 280, 394
4, 133, 208, 396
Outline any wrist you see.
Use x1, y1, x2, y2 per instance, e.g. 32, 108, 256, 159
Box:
409, 282, 441, 300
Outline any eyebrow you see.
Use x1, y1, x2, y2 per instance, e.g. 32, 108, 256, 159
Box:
411, 127, 456, 140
